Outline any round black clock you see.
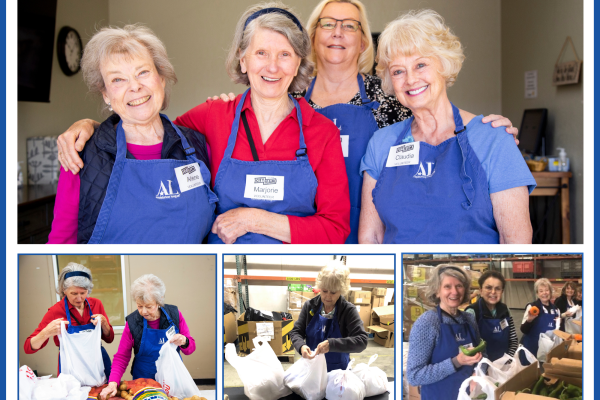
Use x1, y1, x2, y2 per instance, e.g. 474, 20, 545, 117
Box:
57, 26, 83, 76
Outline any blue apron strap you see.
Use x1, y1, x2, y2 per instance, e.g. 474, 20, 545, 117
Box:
63, 297, 73, 326
436, 305, 444, 324
451, 103, 475, 210
477, 298, 485, 323
289, 95, 308, 160
160, 307, 180, 334
115, 120, 128, 160
304, 77, 316, 102
357, 74, 379, 110
452, 103, 465, 134
85, 299, 94, 323
161, 113, 198, 162
222, 89, 251, 161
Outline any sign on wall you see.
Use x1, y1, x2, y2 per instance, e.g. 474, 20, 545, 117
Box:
553, 37, 582, 86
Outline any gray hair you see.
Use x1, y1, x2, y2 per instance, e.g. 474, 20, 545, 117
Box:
425, 264, 471, 305
226, 2, 314, 92
56, 262, 93, 297
80, 24, 177, 115
315, 260, 350, 297
131, 274, 166, 306
534, 278, 552, 296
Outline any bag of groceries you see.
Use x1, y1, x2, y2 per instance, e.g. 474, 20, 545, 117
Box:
326, 359, 366, 400
474, 357, 511, 386
59, 321, 106, 387
283, 354, 327, 400
456, 376, 497, 400
537, 331, 562, 362
352, 354, 389, 396
225, 336, 291, 400
155, 342, 202, 398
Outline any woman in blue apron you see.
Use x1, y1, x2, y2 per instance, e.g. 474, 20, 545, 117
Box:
519, 278, 559, 365
289, 262, 368, 372
99, 274, 196, 400
359, 10, 536, 244
465, 271, 518, 361
48, 24, 216, 244
407, 265, 484, 400
24, 265, 114, 377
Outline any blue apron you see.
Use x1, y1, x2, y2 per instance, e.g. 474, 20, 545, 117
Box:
59, 297, 111, 379
88, 114, 217, 244
421, 306, 477, 400
372, 103, 499, 243
305, 303, 350, 372
476, 299, 509, 361
131, 307, 180, 380
208, 89, 318, 244
305, 75, 379, 244
520, 303, 557, 365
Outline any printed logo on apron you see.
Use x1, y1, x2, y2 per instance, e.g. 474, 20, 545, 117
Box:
455, 332, 465, 342
244, 175, 285, 201
159, 338, 166, 344
386, 142, 420, 167
156, 180, 180, 199
493, 326, 502, 333
174, 163, 205, 192
414, 162, 436, 178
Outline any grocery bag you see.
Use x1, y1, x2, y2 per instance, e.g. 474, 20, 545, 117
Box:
225, 336, 292, 400
564, 317, 582, 334
19, 366, 37, 400
352, 354, 388, 396
59, 321, 106, 387
155, 342, 202, 398
33, 373, 91, 400
512, 345, 538, 372
537, 331, 562, 362
474, 357, 511, 386
283, 354, 327, 400
325, 359, 366, 400
456, 376, 497, 400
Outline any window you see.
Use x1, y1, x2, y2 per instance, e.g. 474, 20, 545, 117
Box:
55, 255, 126, 327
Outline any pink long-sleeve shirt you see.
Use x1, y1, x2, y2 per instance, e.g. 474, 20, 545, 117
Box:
108, 310, 196, 384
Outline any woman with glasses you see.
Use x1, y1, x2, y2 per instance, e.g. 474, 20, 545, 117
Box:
464, 270, 518, 361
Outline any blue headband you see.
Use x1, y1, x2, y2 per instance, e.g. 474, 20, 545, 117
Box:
244, 7, 303, 32
65, 271, 91, 281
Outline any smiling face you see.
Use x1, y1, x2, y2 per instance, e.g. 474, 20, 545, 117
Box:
437, 275, 465, 313
314, 2, 364, 69
389, 52, 447, 113
565, 285, 575, 298
240, 28, 301, 102
537, 284, 552, 304
481, 277, 503, 307
100, 48, 166, 126
136, 300, 160, 321
64, 286, 89, 309
320, 287, 342, 310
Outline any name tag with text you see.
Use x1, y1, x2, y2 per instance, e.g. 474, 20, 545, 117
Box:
244, 175, 284, 201
174, 163, 205, 193
340, 135, 349, 157
386, 142, 420, 167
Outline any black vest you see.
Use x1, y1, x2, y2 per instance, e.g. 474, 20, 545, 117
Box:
77, 114, 210, 243
126, 304, 180, 356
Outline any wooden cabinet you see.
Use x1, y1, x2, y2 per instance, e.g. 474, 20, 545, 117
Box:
18, 185, 56, 244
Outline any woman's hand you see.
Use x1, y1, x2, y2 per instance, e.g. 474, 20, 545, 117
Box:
206, 93, 236, 103
91, 314, 110, 335
169, 333, 188, 347
526, 312, 538, 323
481, 114, 519, 144
301, 345, 314, 359
42, 318, 68, 339
99, 382, 118, 400
57, 119, 100, 174
313, 340, 330, 356
358, 174, 385, 244
455, 350, 483, 366
211, 208, 257, 244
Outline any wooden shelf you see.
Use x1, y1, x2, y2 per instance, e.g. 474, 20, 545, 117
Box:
224, 275, 394, 285
402, 254, 581, 264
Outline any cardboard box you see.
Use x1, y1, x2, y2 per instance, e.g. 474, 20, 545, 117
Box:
224, 312, 238, 344
348, 290, 372, 305
370, 327, 394, 348
288, 309, 301, 324
237, 313, 294, 355
544, 340, 582, 387
469, 270, 482, 288
404, 303, 426, 322
408, 385, 420, 400
372, 296, 386, 308
362, 286, 387, 297
471, 263, 489, 272
288, 291, 304, 310
355, 304, 372, 330
405, 265, 434, 282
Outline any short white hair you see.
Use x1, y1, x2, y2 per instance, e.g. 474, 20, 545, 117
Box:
315, 260, 351, 297
131, 274, 166, 307
57, 263, 93, 297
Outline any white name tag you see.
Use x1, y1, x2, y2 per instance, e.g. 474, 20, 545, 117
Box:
463, 342, 473, 348
244, 175, 284, 201
500, 319, 508, 330
174, 163, 205, 193
340, 135, 349, 158
385, 142, 420, 167
166, 326, 176, 340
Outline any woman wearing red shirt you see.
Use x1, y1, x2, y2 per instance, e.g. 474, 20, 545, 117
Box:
24, 263, 114, 376
56, 3, 350, 244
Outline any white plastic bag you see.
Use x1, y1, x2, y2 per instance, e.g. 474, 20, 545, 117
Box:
490, 353, 513, 372
564, 317, 582, 334
456, 376, 497, 400
283, 354, 327, 400
33, 374, 90, 400
225, 336, 292, 400
474, 357, 511, 386
537, 331, 563, 362
19, 366, 37, 400
155, 342, 202, 398
352, 354, 389, 396
512, 345, 538, 372
59, 321, 106, 387
326, 359, 366, 400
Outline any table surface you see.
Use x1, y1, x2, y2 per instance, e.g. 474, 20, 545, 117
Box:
224, 378, 394, 400
18, 184, 57, 206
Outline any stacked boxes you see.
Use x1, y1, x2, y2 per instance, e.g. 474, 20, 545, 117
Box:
368, 306, 395, 348
348, 290, 372, 330
287, 284, 314, 322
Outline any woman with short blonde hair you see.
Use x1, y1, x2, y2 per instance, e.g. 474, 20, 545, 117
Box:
289, 261, 367, 372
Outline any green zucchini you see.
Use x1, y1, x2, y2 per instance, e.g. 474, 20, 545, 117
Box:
460, 339, 487, 356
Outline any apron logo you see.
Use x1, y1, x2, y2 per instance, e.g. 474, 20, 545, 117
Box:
322, 326, 327, 333
414, 162, 435, 178
159, 338, 166, 344
493, 326, 501, 333
156, 180, 180, 199
254, 177, 278, 185
333, 118, 342, 132
455, 333, 465, 342
548, 322, 554, 327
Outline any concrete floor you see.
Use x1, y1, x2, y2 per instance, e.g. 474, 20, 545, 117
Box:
224, 338, 395, 388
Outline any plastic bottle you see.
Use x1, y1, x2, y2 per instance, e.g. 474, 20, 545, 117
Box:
557, 148, 568, 172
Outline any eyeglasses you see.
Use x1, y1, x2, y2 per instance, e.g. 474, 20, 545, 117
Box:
483, 285, 503, 293
317, 17, 362, 32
